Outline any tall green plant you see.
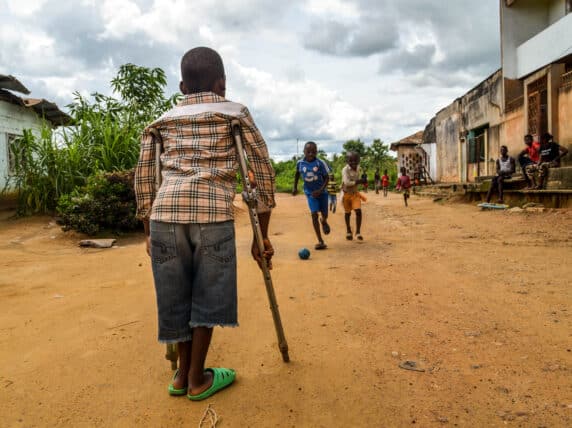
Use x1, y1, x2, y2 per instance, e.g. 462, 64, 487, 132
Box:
4, 64, 179, 215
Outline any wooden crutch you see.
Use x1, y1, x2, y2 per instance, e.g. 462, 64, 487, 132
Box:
149, 127, 179, 370
230, 119, 290, 363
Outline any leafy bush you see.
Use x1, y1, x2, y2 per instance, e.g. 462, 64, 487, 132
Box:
4, 64, 178, 215
56, 171, 140, 236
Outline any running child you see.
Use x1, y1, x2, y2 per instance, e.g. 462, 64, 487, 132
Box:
293, 142, 331, 250
326, 173, 339, 213
395, 167, 412, 207
342, 152, 367, 240
381, 169, 390, 197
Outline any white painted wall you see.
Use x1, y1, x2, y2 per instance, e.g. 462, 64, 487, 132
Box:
501, 0, 550, 78
0, 101, 43, 190
516, 13, 572, 78
420, 142, 437, 182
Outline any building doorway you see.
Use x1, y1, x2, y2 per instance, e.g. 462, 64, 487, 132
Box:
527, 76, 548, 139
467, 125, 488, 181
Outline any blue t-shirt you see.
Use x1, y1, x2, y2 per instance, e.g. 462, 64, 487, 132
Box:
296, 158, 331, 195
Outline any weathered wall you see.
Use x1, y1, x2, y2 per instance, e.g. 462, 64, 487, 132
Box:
435, 100, 461, 182
558, 84, 572, 167
499, 106, 526, 168
432, 71, 504, 183
0, 101, 43, 189
462, 70, 504, 130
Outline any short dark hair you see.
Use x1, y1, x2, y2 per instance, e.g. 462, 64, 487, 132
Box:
524, 134, 533, 140
541, 132, 553, 142
304, 141, 317, 149
501, 145, 508, 150
180, 47, 225, 93
346, 151, 359, 160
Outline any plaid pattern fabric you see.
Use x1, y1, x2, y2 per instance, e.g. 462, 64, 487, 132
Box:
135, 92, 275, 223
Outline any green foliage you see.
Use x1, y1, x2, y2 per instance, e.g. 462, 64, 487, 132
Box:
271, 138, 396, 190
56, 171, 140, 236
272, 158, 298, 192
4, 64, 178, 216
342, 139, 367, 158
8, 127, 86, 214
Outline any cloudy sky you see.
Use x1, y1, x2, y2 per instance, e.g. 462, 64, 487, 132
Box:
0, 0, 500, 159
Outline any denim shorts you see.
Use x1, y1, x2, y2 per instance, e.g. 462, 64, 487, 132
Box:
150, 220, 237, 343
305, 191, 329, 215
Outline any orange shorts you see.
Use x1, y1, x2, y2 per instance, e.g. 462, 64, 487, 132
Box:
342, 192, 362, 212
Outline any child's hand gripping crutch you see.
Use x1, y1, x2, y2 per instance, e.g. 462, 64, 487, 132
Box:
230, 119, 290, 363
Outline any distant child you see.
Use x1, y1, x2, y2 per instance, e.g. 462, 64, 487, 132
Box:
361, 171, 369, 192
374, 168, 381, 194
381, 169, 390, 197
342, 152, 367, 240
326, 173, 339, 213
293, 142, 331, 250
395, 167, 411, 207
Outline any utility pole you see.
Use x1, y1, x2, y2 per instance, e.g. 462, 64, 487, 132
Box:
296, 138, 299, 159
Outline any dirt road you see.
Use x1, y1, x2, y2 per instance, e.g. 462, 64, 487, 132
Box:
1, 193, 571, 427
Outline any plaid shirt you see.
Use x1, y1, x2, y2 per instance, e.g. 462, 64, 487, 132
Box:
135, 92, 275, 223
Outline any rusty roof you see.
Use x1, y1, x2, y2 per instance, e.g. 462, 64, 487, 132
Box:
22, 98, 72, 126
0, 89, 71, 127
0, 74, 31, 94
390, 130, 424, 151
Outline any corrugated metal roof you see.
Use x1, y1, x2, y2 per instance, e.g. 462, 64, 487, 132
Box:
0, 89, 71, 127
22, 98, 72, 126
0, 74, 30, 94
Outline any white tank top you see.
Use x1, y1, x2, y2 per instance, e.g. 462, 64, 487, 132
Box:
499, 157, 512, 174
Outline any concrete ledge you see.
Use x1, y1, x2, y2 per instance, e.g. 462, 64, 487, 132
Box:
414, 183, 572, 208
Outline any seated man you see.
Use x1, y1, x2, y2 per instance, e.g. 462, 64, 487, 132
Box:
525, 133, 569, 189
486, 145, 515, 203
517, 134, 540, 189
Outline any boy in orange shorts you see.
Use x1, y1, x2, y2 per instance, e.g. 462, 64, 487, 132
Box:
341, 152, 367, 240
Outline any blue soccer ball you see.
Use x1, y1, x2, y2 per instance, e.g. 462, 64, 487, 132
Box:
298, 248, 310, 260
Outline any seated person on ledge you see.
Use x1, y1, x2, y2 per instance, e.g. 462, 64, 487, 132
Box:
486, 145, 515, 204
525, 133, 569, 189
518, 134, 540, 189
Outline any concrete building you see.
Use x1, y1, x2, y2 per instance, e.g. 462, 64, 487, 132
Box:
501, 0, 572, 150
0, 75, 69, 190
419, 0, 572, 184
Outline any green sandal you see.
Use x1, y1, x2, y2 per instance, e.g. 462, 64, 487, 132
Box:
187, 368, 235, 401
168, 369, 188, 396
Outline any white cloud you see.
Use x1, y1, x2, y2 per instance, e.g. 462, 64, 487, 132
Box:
5, 0, 47, 16
0, 24, 83, 76
304, 0, 360, 21
99, 0, 143, 40
0, 0, 501, 158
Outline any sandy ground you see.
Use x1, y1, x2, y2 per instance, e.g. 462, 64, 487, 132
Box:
1, 192, 571, 427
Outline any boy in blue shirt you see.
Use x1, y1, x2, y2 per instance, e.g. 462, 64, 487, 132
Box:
292, 141, 331, 250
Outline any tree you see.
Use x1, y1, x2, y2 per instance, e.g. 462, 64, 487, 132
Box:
367, 138, 393, 170
342, 139, 367, 158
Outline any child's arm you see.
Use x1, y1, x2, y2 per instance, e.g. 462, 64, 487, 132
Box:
311, 172, 329, 198
292, 170, 300, 195
239, 109, 276, 212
